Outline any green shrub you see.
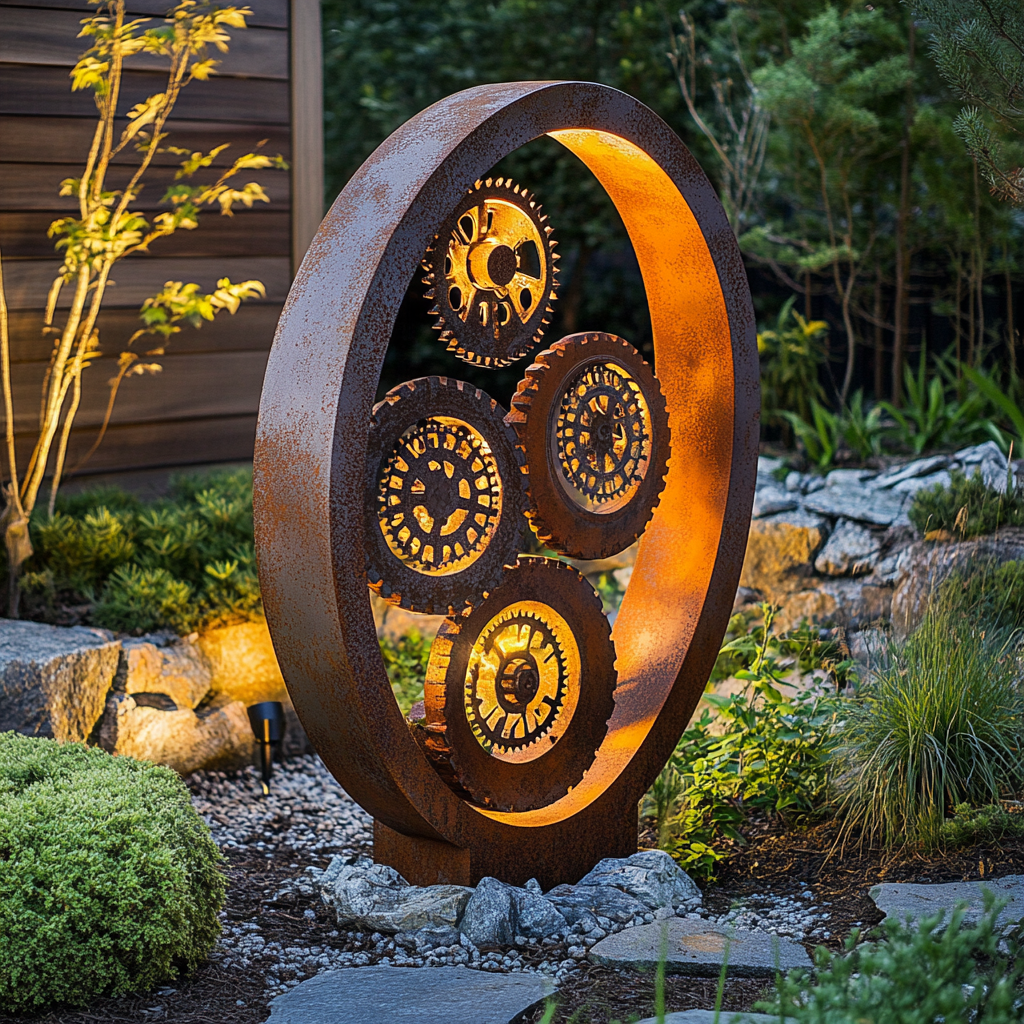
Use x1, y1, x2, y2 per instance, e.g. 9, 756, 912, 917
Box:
765, 897, 1024, 1023
939, 560, 1024, 633
19, 467, 261, 634
831, 601, 1024, 848
0, 734, 225, 1012
650, 607, 840, 880
380, 628, 432, 714
939, 802, 1024, 847
909, 469, 1024, 537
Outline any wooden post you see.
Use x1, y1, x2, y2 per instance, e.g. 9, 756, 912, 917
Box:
290, 0, 324, 275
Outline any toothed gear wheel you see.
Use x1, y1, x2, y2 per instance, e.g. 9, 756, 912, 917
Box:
422, 557, 616, 812
506, 332, 671, 560
365, 376, 528, 615
422, 177, 559, 368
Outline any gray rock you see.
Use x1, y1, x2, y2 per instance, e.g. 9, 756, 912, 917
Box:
825, 468, 877, 488
739, 510, 829, 606
892, 470, 951, 496
752, 486, 798, 519
802, 475, 826, 494
803, 486, 907, 526
576, 850, 701, 911
119, 635, 212, 709
871, 455, 950, 490
0, 619, 120, 742
412, 923, 462, 951
891, 528, 1024, 636
513, 887, 568, 940
265, 966, 554, 1024
956, 440, 1004, 465
460, 877, 517, 946
547, 883, 650, 925
637, 1013, 796, 1024
784, 471, 803, 493
814, 519, 882, 576
974, 456, 1011, 493
317, 857, 472, 934
773, 578, 892, 633
756, 456, 785, 487
870, 876, 1024, 929
589, 919, 812, 977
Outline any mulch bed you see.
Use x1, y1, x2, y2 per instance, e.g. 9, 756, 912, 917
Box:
4, 816, 1023, 1024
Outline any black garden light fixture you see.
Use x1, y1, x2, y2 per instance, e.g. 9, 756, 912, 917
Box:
247, 701, 287, 795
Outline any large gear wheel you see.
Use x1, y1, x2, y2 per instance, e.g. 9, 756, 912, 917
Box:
422, 177, 559, 368
421, 557, 617, 812
506, 332, 671, 560
365, 376, 528, 615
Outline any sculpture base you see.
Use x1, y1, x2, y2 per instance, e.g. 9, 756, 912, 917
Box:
373, 811, 638, 889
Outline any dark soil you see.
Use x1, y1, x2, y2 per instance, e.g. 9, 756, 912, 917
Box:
4, 815, 1023, 1024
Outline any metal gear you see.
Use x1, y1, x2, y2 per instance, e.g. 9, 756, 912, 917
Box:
422, 177, 559, 368
365, 376, 528, 615
422, 557, 617, 812
506, 332, 671, 560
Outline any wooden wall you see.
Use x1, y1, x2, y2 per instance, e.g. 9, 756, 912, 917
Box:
0, 0, 322, 478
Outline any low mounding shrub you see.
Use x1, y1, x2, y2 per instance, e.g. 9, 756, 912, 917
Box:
19, 467, 260, 634
940, 559, 1024, 633
831, 598, 1024, 848
0, 734, 225, 1012
909, 468, 1024, 538
766, 898, 1023, 1023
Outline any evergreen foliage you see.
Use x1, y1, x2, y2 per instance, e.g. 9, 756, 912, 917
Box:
908, 469, 1024, 537
0, 734, 225, 1012
379, 628, 432, 714
18, 468, 260, 634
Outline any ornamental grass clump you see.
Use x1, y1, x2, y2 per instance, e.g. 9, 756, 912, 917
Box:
0, 733, 225, 1012
831, 597, 1024, 849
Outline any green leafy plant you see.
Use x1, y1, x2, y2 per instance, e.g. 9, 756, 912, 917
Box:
831, 597, 1024, 849
380, 628, 432, 715
0, 733, 225, 1012
756, 297, 829, 431
939, 802, 1024, 847
0, 0, 285, 616
781, 399, 843, 472
765, 896, 1024, 1023
652, 607, 840, 880
909, 469, 1024, 537
17, 468, 261, 634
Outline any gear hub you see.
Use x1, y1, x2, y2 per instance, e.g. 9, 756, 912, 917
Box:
506, 332, 671, 559
365, 376, 528, 615
422, 177, 559, 368
422, 557, 617, 812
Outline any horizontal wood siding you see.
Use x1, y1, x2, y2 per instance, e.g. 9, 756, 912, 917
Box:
1, 0, 291, 477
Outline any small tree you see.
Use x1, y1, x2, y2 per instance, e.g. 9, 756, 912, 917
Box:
0, 0, 284, 615
913, 0, 1024, 206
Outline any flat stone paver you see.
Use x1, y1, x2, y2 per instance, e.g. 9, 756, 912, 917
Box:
264, 966, 555, 1024
870, 875, 1024, 928
637, 1012, 795, 1024
588, 919, 812, 978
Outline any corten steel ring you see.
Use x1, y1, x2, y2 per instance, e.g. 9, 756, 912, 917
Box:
253, 81, 758, 889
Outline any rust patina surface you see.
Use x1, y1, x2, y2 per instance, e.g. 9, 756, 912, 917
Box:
253, 81, 758, 887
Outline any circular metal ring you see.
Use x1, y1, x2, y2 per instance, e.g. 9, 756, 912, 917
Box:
422, 557, 616, 812
507, 332, 670, 559
364, 376, 527, 615
254, 81, 758, 888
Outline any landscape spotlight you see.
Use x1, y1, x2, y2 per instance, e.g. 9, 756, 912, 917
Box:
247, 701, 286, 795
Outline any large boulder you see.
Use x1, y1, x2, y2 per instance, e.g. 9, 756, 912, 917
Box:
576, 850, 701, 911
459, 877, 568, 946
316, 856, 473, 935
891, 528, 1024, 637
0, 619, 119, 742
739, 510, 829, 603
97, 692, 254, 774
119, 634, 212, 709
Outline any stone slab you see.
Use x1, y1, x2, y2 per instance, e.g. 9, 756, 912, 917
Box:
588, 919, 812, 978
802, 486, 906, 526
264, 966, 555, 1024
637, 1012, 795, 1024
0, 618, 120, 742
870, 875, 1024, 928
751, 486, 798, 519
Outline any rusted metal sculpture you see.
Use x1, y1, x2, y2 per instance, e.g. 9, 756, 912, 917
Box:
507, 331, 671, 560
254, 81, 758, 889
422, 177, 559, 367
